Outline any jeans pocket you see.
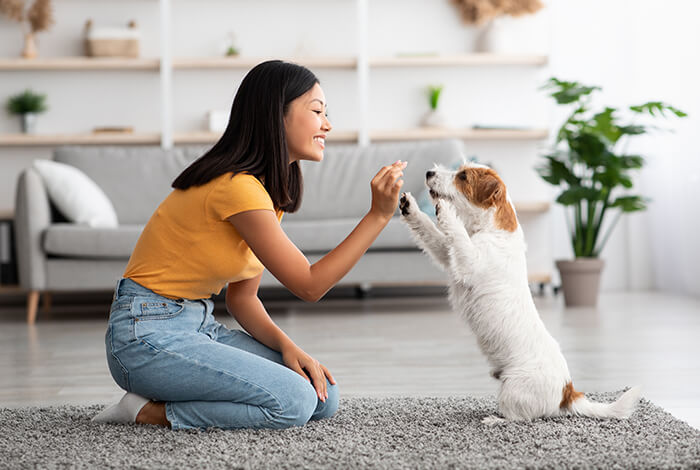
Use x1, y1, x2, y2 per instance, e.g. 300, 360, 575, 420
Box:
134, 297, 185, 321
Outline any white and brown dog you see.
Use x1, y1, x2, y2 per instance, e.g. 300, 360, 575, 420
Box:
399, 162, 641, 425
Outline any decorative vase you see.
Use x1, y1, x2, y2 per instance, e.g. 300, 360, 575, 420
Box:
421, 109, 447, 128
22, 33, 39, 59
473, 15, 546, 54
556, 258, 605, 307
21, 113, 38, 134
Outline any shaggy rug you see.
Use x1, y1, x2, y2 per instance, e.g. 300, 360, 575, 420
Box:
1, 392, 698, 469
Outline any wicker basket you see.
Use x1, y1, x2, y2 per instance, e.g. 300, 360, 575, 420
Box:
84, 20, 140, 58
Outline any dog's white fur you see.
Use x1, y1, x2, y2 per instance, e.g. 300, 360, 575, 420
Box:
400, 162, 641, 425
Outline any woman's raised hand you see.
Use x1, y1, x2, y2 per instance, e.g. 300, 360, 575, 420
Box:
369, 160, 408, 221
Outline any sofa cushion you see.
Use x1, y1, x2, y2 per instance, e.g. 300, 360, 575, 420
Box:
282, 217, 416, 253
33, 159, 119, 228
54, 146, 207, 225
286, 139, 465, 221
43, 224, 143, 258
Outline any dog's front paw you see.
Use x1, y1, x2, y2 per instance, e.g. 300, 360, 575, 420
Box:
399, 192, 418, 219
435, 199, 459, 231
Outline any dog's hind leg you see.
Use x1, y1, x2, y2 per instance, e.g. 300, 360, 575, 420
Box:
400, 192, 450, 270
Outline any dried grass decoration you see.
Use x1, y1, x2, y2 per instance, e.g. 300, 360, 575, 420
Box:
0, 0, 55, 58
450, 0, 543, 25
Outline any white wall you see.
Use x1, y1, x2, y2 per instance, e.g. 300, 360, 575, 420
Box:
1, 0, 697, 294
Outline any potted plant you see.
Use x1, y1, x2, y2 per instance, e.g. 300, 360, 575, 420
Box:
421, 85, 447, 128
6, 89, 48, 133
538, 78, 686, 307
0, 0, 55, 58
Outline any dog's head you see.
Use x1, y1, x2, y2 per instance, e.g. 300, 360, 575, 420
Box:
426, 162, 518, 233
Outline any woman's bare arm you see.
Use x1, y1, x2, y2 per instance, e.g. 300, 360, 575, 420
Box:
226, 274, 335, 401
228, 161, 406, 302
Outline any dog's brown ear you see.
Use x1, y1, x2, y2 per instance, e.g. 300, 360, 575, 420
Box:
471, 169, 518, 232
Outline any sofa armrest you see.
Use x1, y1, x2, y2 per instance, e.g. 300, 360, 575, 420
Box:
14, 168, 51, 290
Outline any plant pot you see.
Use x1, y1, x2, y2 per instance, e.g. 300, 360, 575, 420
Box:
556, 258, 605, 307
21, 113, 38, 134
421, 109, 447, 128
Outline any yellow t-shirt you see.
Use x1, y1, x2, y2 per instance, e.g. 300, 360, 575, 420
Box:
124, 172, 282, 300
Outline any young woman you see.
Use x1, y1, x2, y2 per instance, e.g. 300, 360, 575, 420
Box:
92, 60, 407, 430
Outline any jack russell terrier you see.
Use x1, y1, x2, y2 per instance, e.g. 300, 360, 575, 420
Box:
399, 162, 640, 425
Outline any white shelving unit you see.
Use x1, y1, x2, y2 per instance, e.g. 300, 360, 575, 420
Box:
0, 0, 549, 149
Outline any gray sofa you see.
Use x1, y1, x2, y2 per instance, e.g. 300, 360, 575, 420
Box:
15, 139, 465, 323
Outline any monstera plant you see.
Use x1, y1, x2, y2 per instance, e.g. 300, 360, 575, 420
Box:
538, 78, 686, 306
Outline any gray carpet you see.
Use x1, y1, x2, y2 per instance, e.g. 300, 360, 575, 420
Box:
1, 392, 698, 469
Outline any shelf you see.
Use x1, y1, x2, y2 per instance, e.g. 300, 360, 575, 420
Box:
514, 202, 550, 213
527, 272, 552, 284
370, 128, 548, 141
370, 53, 548, 67
0, 57, 160, 71
0, 133, 161, 146
173, 130, 359, 145
173, 56, 357, 69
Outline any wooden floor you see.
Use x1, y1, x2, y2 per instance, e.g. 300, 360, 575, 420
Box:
1, 289, 698, 429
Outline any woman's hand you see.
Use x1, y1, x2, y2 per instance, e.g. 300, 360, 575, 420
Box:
369, 160, 408, 221
281, 343, 336, 402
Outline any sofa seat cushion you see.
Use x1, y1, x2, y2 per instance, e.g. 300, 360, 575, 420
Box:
282, 217, 416, 253
43, 224, 144, 259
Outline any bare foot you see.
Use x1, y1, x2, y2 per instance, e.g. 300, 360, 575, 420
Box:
135, 401, 171, 428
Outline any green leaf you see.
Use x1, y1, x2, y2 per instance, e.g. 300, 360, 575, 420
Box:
556, 186, 602, 205
537, 155, 580, 186
630, 102, 688, 118
541, 78, 601, 104
610, 196, 648, 212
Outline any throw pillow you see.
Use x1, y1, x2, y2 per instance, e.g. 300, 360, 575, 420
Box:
32, 159, 119, 228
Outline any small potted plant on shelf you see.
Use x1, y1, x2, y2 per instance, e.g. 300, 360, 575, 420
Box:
538, 77, 686, 307
0, 0, 55, 58
6, 89, 48, 134
421, 85, 447, 128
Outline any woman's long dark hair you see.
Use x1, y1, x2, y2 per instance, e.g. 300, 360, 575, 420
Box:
172, 60, 319, 213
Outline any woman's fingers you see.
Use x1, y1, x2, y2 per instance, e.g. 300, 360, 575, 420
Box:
308, 363, 327, 402
289, 361, 311, 382
322, 364, 336, 385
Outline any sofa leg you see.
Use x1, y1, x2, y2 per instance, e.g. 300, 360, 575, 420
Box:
43, 291, 52, 314
27, 290, 40, 325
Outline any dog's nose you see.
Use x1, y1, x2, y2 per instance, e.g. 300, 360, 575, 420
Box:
426, 170, 435, 179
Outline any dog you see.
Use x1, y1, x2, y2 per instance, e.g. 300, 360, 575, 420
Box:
399, 162, 641, 425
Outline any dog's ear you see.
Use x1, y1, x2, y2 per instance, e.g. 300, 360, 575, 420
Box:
474, 172, 504, 207
470, 169, 518, 232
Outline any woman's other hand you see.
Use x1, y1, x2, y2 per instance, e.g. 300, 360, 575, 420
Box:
281, 343, 336, 402
369, 160, 408, 221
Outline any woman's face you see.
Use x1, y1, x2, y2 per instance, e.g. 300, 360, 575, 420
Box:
284, 83, 332, 164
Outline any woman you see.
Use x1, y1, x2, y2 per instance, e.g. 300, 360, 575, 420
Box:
92, 60, 407, 430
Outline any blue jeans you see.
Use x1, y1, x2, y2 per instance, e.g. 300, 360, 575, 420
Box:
105, 278, 339, 430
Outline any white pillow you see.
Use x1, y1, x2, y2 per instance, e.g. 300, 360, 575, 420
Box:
32, 159, 119, 228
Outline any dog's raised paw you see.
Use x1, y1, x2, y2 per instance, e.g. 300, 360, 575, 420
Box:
399, 192, 416, 217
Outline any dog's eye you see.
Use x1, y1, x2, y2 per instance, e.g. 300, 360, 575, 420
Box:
457, 171, 467, 181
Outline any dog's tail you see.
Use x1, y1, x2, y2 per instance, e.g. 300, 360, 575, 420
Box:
563, 383, 641, 419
